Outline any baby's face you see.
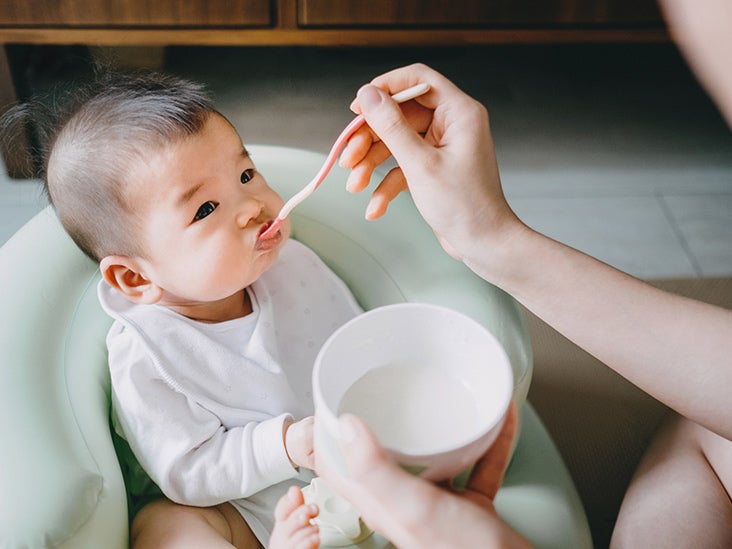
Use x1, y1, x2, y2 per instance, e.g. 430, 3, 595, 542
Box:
126, 113, 290, 318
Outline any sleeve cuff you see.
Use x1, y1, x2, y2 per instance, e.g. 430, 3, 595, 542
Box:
250, 413, 299, 483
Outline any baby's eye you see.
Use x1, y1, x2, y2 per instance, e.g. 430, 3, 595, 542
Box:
193, 201, 218, 221
240, 169, 255, 184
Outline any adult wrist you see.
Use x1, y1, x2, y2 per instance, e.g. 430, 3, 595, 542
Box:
462, 220, 535, 293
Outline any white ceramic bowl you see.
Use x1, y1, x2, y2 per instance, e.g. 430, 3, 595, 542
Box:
313, 303, 513, 481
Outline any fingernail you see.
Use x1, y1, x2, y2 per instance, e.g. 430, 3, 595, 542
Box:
338, 414, 359, 445
339, 150, 352, 169
357, 85, 384, 110
345, 171, 360, 193
365, 198, 380, 219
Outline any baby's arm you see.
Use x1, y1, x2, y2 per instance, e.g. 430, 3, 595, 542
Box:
110, 349, 300, 505
119, 393, 297, 504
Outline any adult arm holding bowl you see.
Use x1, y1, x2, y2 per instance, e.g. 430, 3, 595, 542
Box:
336, 2, 732, 545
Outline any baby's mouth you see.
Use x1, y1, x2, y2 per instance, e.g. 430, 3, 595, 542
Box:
257, 221, 274, 238
255, 220, 282, 250
258, 218, 284, 241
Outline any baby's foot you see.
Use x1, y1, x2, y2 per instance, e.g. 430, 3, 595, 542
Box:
269, 486, 320, 549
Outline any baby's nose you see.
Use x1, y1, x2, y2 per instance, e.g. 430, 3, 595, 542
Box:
236, 198, 264, 228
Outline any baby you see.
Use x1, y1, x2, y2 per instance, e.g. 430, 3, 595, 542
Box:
37, 70, 362, 548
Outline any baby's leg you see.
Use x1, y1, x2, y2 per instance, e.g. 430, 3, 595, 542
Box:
269, 486, 320, 549
612, 414, 732, 548
131, 498, 262, 549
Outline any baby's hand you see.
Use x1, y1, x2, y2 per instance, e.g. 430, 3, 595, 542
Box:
285, 416, 315, 470
269, 486, 320, 549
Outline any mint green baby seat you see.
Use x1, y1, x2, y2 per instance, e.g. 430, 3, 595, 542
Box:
0, 145, 591, 548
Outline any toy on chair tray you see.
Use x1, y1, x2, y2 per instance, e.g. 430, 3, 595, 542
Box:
302, 477, 373, 546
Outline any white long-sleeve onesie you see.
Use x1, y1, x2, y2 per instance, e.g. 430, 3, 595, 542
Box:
98, 239, 362, 544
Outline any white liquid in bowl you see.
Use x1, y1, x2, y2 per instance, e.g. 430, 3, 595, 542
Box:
337, 362, 483, 454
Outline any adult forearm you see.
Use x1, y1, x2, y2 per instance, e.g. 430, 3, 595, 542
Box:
471, 224, 732, 438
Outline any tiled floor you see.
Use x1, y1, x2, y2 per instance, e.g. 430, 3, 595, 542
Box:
2, 43, 731, 278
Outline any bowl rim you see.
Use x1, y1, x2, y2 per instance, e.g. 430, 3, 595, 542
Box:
312, 302, 514, 457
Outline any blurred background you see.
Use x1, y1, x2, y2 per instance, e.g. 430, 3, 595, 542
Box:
3, 42, 731, 279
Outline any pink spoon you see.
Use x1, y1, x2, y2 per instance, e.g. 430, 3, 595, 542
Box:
259, 83, 431, 240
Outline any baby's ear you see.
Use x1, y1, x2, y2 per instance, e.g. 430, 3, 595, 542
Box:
100, 255, 163, 304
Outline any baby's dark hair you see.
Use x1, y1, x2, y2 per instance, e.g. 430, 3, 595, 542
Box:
2, 69, 216, 261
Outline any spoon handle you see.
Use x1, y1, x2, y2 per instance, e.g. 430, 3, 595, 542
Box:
260, 83, 431, 240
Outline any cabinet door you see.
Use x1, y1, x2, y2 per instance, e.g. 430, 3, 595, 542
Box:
0, 0, 272, 27
299, 0, 663, 27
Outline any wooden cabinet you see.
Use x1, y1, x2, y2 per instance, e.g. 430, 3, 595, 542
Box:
0, 0, 271, 27
0, 0, 665, 44
0, 0, 667, 178
298, 0, 662, 27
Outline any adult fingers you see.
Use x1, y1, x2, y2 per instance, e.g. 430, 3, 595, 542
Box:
355, 85, 433, 171
366, 63, 464, 113
343, 141, 392, 193
332, 414, 445, 543
466, 402, 518, 502
365, 167, 408, 220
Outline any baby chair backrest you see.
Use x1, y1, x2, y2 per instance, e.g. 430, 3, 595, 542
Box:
0, 206, 125, 547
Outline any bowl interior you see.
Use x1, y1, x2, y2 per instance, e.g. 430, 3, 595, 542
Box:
313, 303, 513, 456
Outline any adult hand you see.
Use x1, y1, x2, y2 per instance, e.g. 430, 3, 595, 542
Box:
340, 63, 525, 271
316, 403, 531, 548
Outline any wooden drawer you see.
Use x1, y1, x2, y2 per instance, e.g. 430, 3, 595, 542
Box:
0, 0, 272, 27
298, 0, 663, 27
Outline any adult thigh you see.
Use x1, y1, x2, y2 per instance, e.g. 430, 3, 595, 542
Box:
612, 414, 732, 549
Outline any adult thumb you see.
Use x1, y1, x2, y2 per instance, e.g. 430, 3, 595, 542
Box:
356, 84, 429, 166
